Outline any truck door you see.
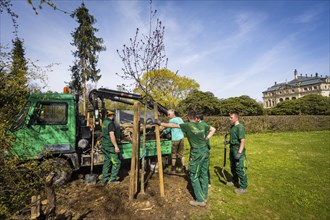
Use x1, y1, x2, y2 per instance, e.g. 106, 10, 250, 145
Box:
23, 100, 76, 158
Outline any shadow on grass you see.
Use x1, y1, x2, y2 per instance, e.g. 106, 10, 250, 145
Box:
214, 166, 232, 185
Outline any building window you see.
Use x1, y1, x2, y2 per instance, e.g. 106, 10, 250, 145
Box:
292, 89, 295, 92
304, 87, 307, 91
309, 87, 312, 90
314, 86, 317, 90
285, 97, 289, 100
292, 97, 296, 100
279, 98, 284, 102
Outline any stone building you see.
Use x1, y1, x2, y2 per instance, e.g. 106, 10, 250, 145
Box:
262, 69, 330, 108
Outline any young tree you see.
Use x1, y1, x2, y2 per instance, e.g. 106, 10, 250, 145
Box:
134, 69, 200, 109
116, 1, 167, 193
116, 3, 167, 98
70, 3, 105, 116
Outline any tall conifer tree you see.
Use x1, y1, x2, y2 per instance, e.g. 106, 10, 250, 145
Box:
0, 38, 29, 130
70, 3, 105, 116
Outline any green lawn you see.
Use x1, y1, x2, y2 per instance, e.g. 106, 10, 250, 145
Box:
190, 130, 330, 220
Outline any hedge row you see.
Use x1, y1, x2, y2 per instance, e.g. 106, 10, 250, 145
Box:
205, 115, 330, 134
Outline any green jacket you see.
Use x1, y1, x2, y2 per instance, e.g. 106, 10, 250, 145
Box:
101, 118, 115, 147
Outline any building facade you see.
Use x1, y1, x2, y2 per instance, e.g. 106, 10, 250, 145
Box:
262, 69, 330, 108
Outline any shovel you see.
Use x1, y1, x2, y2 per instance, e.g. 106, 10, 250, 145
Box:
221, 133, 229, 183
85, 125, 98, 184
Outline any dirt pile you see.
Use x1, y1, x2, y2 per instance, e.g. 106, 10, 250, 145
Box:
53, 167, 210, 219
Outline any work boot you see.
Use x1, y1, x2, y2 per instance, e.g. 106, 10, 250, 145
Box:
108, 180, 120, 185
189, 200, 206, 207
170, 166, 176, 174
226, 181, 238, 187
182, 166, 187, 173
234, 188, 247, 194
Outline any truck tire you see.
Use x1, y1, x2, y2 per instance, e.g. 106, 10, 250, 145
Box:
42, 158, 72, 187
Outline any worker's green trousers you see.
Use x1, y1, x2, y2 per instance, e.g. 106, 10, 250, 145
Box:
102, 146, 121, 183
189, 146, 209, 202
229, 146, 248, 189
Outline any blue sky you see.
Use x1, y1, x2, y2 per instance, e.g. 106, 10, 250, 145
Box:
1, 0, 329, 102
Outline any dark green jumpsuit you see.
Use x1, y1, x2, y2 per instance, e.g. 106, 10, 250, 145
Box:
101, 118, 121, 184
180, 122, 210, 202
229, 123, 248, 189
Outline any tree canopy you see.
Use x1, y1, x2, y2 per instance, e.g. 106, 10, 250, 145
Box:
134, 69, 199, 109
178, 90, 221, 115
219, 95, 264, 116
267, 94, 330, 115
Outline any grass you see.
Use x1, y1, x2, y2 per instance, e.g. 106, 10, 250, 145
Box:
187, 130, 330, 220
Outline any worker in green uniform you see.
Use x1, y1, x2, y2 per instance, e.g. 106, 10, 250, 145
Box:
227, 111, 248, 194
196, 114, 211, 187
156, 110, 216, 206
101, 110, 121, 185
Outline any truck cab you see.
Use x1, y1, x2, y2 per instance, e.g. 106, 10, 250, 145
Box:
7, 93, 78, 161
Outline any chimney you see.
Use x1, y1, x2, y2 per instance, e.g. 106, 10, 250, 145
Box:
315, 73, 318, 77
294, 69, 298, 80
275, 81, 277, 85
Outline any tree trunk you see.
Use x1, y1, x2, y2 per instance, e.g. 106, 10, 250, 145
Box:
82, 58, 87, 117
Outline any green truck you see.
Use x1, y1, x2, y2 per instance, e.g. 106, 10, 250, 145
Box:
5, 88, 171, 185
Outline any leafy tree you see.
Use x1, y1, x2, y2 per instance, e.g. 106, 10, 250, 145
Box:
0, 38, 29, 133
298, 94, 330, 115
134, 69, 200, 109
267, 94, 330, 115
0, 0, 18, 35
70, 3, 105, 117
27, 0, 67, 14
220, 95, 264, 116
266, 100, 301, 115
178, 90, 221, 115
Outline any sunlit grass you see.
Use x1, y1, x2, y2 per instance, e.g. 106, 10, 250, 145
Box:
186, 130, 330, 219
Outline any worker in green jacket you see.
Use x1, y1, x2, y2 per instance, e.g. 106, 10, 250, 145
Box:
156, 110, 216, 207
101, 110, 121, 185
227, 111, 248, 194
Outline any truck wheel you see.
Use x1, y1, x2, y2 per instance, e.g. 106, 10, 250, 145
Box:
42, 158, 72, 187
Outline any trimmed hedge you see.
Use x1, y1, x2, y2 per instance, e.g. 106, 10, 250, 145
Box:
205, 115, 330, 134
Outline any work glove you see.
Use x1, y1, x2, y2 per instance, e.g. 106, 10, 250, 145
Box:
235, 152, 242, 160
205, 137, 209, 142
153, 119, 162, 126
